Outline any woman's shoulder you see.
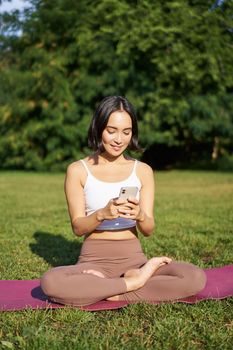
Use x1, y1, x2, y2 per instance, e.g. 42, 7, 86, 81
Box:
66, 159, 90, 188
66, 158, 88, 176
137, 160, 154, 175
135, 160, 154, 185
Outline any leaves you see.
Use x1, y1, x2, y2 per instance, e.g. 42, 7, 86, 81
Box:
0, 0, 232, 169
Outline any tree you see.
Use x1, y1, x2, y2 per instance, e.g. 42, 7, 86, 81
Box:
0, 0, 232, 170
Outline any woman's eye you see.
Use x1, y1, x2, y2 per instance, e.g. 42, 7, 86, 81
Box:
107, 130, 115, 134
124, 132, 130, 136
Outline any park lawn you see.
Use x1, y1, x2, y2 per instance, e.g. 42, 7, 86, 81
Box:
0, 170, 232, 350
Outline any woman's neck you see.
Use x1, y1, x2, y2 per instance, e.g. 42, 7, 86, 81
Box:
97, 152, 126, 164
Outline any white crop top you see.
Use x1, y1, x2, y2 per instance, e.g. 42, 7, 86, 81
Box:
80, 159, 141, 217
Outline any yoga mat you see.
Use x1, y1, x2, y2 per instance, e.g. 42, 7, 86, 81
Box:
0, 265, 232, 312
0, 279, 128, 311
178, 264, 233, 304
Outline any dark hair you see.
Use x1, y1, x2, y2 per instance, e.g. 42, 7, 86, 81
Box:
88, 96, 141, 152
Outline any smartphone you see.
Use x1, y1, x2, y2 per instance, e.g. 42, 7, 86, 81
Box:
118, 186, 138, 200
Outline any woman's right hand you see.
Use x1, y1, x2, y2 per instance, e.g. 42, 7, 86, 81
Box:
98, 198, 128, 221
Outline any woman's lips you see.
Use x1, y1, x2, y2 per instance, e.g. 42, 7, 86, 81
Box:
111, 145, 122, 151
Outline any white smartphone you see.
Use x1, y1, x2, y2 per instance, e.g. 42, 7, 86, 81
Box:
118, 186, 138, 200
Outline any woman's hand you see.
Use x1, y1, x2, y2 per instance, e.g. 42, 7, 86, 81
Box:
97, 198, 128, 221
117, 197, 145, 222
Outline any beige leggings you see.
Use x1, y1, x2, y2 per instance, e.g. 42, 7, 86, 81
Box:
40, 238, 206, 306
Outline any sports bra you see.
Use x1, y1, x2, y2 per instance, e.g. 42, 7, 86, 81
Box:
80, 159, 142, 230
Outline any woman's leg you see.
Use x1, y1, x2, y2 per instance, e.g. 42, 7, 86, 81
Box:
41, 263, 127, 306
115, 261, 207, 303
40, 257, 171, 306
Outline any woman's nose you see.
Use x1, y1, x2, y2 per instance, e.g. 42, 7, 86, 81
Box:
114, 133, 122, 143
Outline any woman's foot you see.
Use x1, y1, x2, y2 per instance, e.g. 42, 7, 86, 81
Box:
107, 257, 172, 301
124, 269, 141, 278
124, 257, 172, 292
82, 269, 105, 278
107, 295, 120, 301
107, 269, 140, 300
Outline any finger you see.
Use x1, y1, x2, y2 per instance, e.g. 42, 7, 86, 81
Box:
118, 210, 136, 218
118, 213, 133, 218
118, 207, 133, 214
118, 204, 134, 211
114, 198, 128, 205
110, 208, 119, 216
125, 203, 136, 210
127, 197, 139, 204
118, 201, 136, 209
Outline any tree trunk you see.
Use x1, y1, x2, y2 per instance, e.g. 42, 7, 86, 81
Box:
211, 136, 220, 161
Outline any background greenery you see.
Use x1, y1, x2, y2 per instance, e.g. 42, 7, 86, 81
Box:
1, 3, 232, 348
0, 170, 232, 349
0, 0, 233, 170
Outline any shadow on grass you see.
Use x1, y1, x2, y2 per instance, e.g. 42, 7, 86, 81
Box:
30, 231, 82, 267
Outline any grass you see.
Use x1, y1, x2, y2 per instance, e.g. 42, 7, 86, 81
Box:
0, 170, 232, 350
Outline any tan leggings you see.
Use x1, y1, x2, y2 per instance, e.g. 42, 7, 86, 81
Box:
40, 238, 206, 306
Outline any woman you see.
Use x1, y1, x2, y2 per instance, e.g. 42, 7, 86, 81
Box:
41, 96, 206, 306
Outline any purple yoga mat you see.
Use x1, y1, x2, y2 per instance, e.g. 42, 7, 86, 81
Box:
0, 279, 128, 311
0, 265, 232, 312
178, 264, 233, 303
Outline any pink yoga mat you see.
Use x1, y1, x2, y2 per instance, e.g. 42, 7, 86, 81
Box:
0, 265, 233, 312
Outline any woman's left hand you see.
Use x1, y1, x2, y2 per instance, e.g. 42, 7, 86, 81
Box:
118, 197, 144, 222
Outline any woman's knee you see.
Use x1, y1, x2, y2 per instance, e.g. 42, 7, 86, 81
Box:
40, 269, 60, 296
186, 265, 207, 294
195, 267, 207, 292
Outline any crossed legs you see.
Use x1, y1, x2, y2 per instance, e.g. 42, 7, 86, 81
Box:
41, 259, 206, 306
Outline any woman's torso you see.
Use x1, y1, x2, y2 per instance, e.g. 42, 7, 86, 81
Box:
80, 156, 142, 240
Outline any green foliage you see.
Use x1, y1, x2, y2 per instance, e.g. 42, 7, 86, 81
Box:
0, 0, 232, 170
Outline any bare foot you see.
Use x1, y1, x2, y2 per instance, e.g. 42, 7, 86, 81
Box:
107, 257, 172, 300
124, 269, 141, 278
106, 270, 138, 301
125, 257, 171, 278
82, 269, 105, 278
124, 256, 172, 292
107, 256, 172, 301
141, 257, 172, 275
106, 295, 120, 301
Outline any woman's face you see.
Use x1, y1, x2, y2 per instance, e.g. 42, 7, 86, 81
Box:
101, 110, 132, 156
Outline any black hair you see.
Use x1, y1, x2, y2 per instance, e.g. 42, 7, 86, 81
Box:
88, 96, 141, 152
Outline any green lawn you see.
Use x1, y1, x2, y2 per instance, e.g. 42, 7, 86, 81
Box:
0, 170, 233, 350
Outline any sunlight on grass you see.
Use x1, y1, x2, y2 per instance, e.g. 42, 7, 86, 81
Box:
0, 170, 232, 349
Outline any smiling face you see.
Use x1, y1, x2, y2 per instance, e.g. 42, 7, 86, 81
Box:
101, 110, 132, 157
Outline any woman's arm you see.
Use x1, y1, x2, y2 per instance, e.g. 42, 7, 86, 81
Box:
117, 162, 155, 236
136, 162, 155, 236
64, 162, 100, 236
64, 162, 127, 237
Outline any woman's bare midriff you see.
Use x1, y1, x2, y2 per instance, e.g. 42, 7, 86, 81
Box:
85, 227, 138, 240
